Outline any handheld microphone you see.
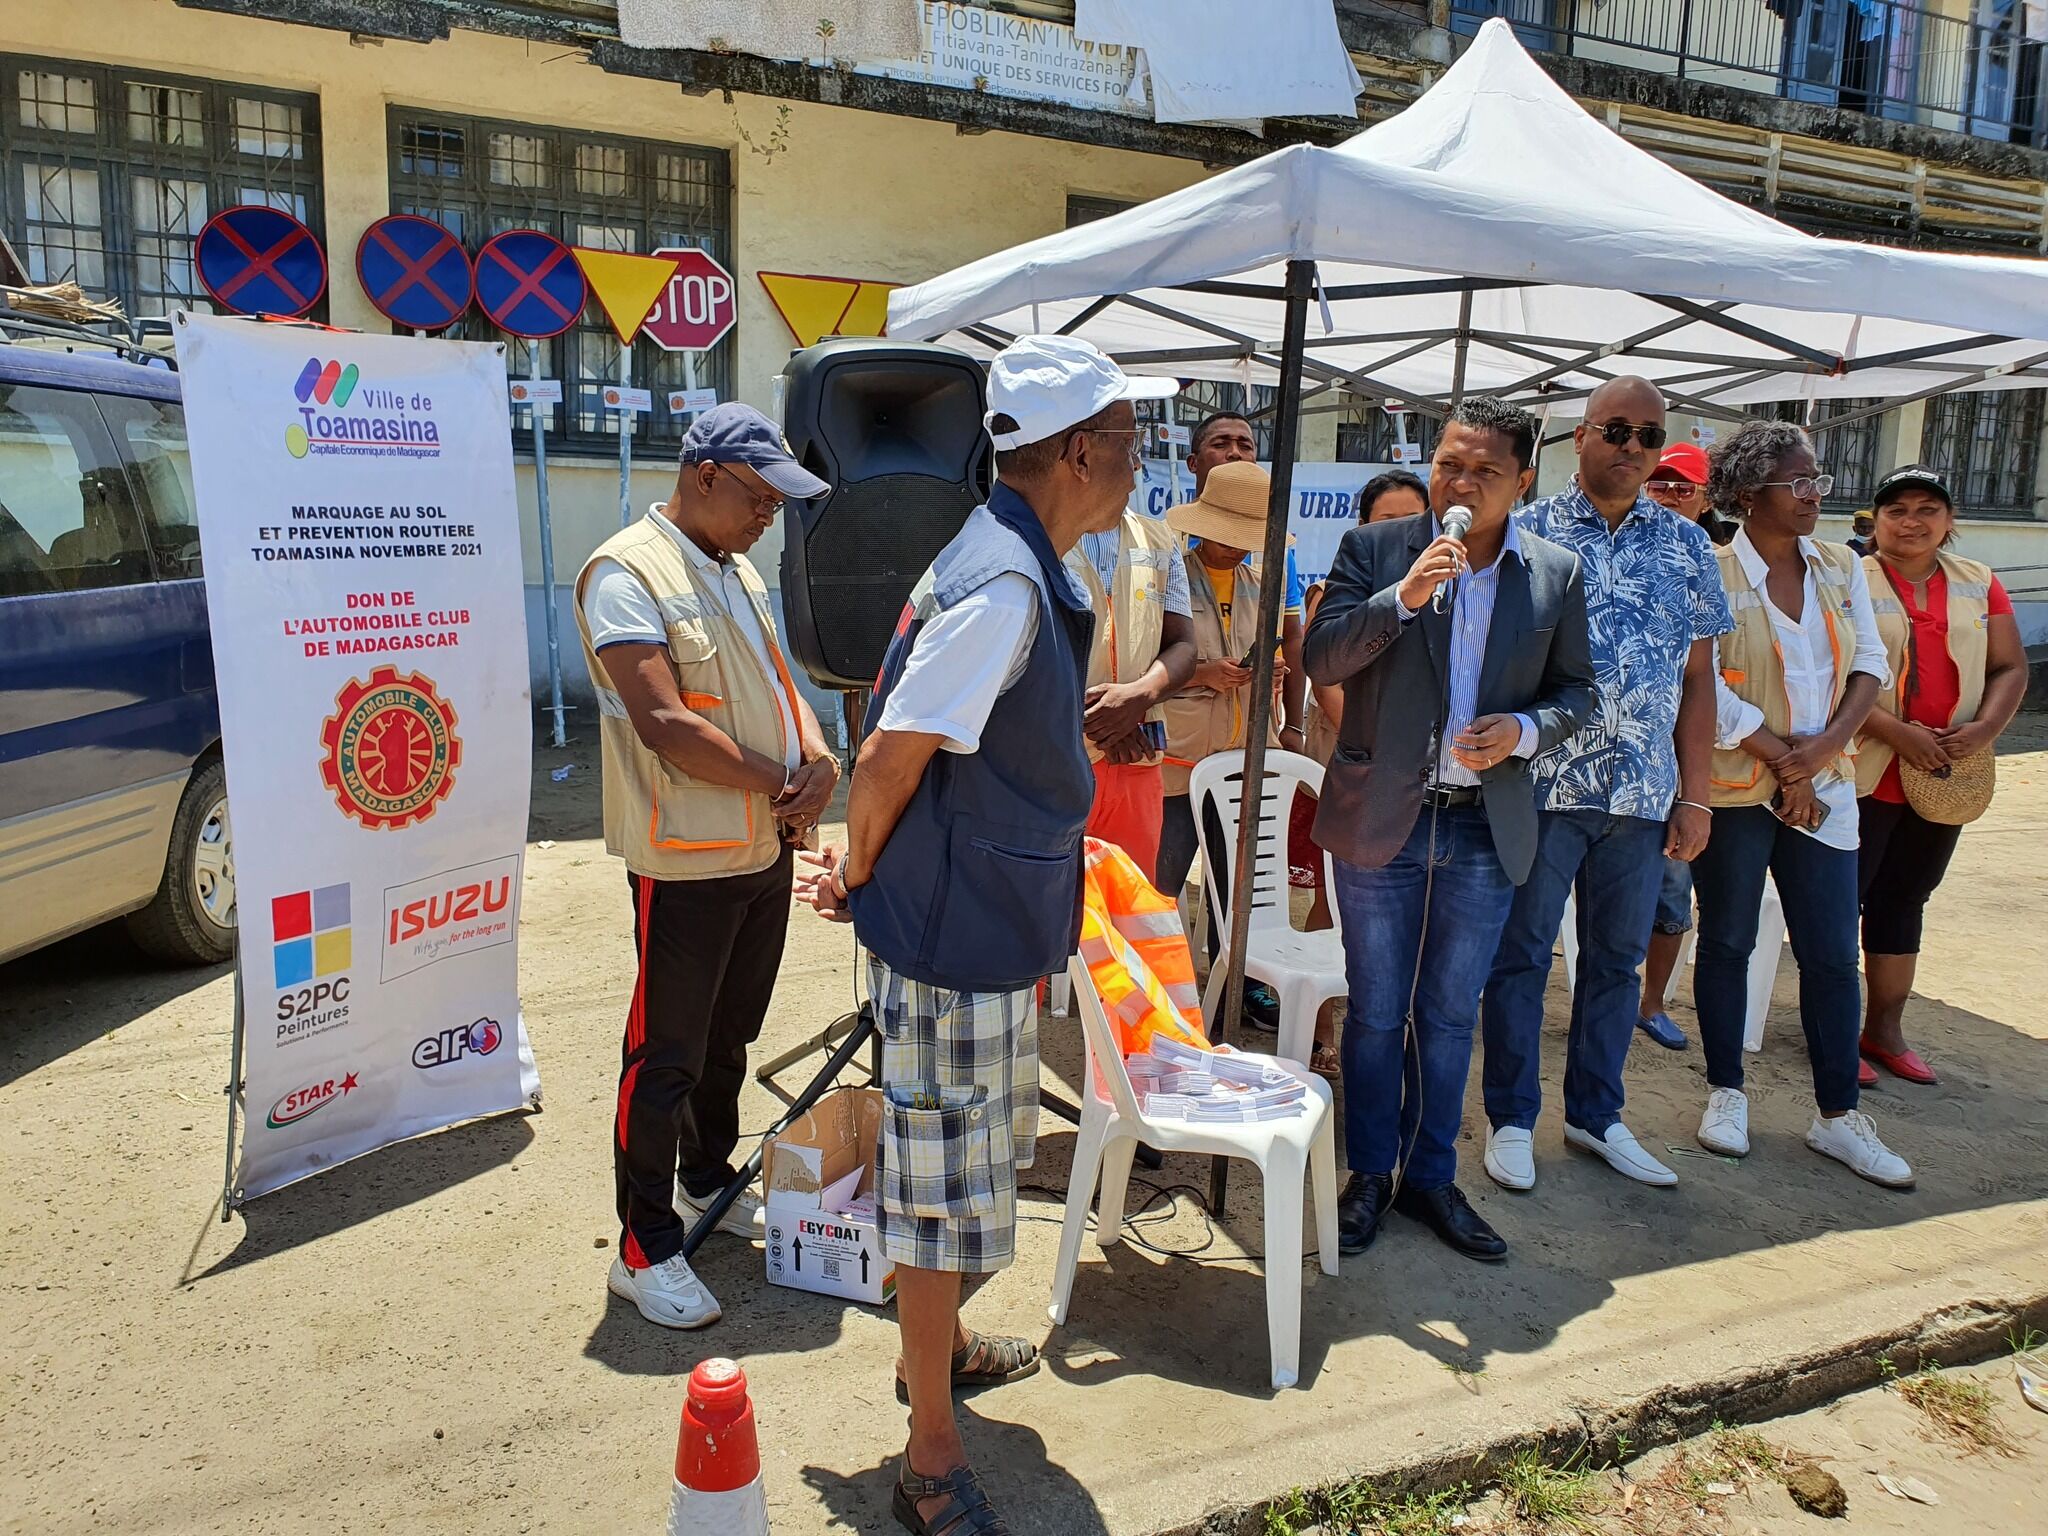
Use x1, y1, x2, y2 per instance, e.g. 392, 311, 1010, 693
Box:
1433, 505, 1474, 613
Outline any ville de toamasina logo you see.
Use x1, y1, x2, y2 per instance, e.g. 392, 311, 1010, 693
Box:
320, 665, 461, 830
287, 357, 442, 460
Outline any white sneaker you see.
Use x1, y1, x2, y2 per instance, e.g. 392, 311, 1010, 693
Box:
675, 1182, 766, 1240
1484, 1125, 1536, 1191
1806, 1110, 1915, 1189
1565, 1121, 1678, 1187
608, 1252, 722, 1330
1698, 1088, 1750, 1156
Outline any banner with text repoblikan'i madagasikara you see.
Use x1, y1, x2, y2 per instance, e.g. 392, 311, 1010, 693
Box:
175, 313, 541, 1201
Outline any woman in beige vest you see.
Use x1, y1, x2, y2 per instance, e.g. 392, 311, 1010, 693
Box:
1852, 467, 2027, 1086
1694, 420, 1913, 1190
1291, 471, 1429, 1076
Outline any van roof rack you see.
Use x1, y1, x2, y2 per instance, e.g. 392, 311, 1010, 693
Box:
0, 303, 176, 369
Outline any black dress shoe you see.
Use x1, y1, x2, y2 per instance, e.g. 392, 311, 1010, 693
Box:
1392, 1181, 1508, 1262
1336, 1171, 1395, 1255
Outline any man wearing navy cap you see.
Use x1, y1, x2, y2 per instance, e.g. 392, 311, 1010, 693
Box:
574, 403, 840, 1331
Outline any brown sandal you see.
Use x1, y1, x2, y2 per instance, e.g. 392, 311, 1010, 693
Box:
1309, 1042, 1341, 1080
893, 1460, 1010, 1534
894, 1330, 1040, 1404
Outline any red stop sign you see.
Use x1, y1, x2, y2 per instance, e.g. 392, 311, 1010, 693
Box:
642, 247, 737, 352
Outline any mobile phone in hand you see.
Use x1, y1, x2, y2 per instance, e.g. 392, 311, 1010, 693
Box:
1238, 644, 1260, 670
1768, 788, 1831, 830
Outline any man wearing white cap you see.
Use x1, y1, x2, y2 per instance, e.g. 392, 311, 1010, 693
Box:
797, 336, 1169, 1535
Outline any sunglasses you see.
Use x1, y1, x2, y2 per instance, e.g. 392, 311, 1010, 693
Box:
1597, 421, 1668, 450
1647, 478, 1701, 497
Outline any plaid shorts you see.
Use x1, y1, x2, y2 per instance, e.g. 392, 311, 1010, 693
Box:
868, 955, 1038, 1275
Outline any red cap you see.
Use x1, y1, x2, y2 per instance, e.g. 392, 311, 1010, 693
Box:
1653, 442, 1710, 486
675, 1358, 761, 1493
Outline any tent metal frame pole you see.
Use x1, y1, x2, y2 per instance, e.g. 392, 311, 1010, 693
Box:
1488, 304, 1739, 395
1642, 293, 1843, 371
1449, 287, 1474, 406
1209, 257, 1315, 1218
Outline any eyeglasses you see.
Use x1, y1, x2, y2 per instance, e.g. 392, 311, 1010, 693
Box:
1647, 479, 1700, 497
1077, 426, 1146, 469
714, 463, 785, 517
1597, 422, 1668, 450
1758, 474, 1835, 501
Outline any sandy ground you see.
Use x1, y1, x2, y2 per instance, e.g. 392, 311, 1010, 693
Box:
3, 722, 2046, 1536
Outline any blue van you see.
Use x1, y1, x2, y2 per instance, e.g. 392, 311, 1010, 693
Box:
0, 319, 231, 965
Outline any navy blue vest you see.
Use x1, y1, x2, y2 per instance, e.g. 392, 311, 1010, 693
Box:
850, 483, 1096, 993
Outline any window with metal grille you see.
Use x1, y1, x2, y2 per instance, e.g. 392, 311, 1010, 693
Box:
0, 56, 321, 319
387, 109, 732, 460
1338, 411, 1436, 465
1919, 389, 2043, 519
1770, 397, 1885, 510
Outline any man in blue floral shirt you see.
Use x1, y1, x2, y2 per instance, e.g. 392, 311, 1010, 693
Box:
1481, 377, 1732, 1193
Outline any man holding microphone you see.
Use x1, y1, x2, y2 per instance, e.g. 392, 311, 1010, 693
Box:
1306, 397, 1593, 1265
798, 336, 1170, 1535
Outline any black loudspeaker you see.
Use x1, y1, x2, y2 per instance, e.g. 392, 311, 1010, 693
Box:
780, 339, 991, 688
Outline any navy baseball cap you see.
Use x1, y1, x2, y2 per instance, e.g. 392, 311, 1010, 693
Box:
679, 402, 829, 500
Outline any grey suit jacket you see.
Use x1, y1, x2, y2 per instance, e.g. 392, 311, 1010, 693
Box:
1303, 512, 1595, 884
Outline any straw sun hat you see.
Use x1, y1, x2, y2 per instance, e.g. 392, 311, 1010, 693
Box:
1165, 460, 1274, 549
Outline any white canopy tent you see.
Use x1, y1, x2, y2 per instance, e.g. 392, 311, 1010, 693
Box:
882, 26, 2048, 1200
887, 18, 2048, 429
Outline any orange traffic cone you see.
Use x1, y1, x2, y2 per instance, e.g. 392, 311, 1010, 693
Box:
667, 1358, 768, 1536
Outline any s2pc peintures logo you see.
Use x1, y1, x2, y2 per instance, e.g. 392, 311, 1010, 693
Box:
285, 356, 443, 461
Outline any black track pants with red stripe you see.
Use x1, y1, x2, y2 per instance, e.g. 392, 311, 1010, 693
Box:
616, 850, 791, 1269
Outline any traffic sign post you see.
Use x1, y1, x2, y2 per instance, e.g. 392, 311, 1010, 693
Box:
356, 214, 473, 332
196, 205, 326, 317
527, 340, 567, 748
477, 229, 588, 747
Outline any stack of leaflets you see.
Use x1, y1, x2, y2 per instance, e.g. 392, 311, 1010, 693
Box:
1124, 1036, 1309, 1122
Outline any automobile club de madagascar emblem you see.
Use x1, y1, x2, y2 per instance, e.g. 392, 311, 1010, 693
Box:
320, 665, 461, 829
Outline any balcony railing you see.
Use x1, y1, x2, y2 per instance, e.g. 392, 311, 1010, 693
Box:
1453, 0, 2048, 147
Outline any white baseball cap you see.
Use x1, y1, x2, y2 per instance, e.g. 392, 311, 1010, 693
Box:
984, 335, 1177, 450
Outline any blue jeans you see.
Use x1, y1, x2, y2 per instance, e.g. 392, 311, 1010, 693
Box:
1653, 856, 1694, 935
1332, 805, 1513, 1191
1482, 810, 1667, 1138
1690, 805, 1861, 1113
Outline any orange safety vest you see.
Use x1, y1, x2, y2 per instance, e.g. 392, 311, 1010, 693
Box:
1078, 836, 1210, 1058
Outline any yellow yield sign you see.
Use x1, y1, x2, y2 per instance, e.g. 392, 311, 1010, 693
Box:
759, 272, 899, 348
572, 248, 682, 345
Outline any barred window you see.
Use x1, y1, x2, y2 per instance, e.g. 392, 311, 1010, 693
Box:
387, 109, 732, 460
1772, 397, 1884, 511
1920, 389, 2043, 520
0, 56, 321, 319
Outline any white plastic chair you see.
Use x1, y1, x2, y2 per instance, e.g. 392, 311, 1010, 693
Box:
1560, 875, 1784, 1053
1049, 955, 1339, 1390
1187, 750, 1347, 1070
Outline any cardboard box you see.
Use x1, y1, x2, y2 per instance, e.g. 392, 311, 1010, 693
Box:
763, 1086, 896, 1306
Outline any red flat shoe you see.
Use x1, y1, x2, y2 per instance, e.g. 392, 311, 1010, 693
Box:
1858, 1058, 1878, 1089
1860, 1039, 1937, 1085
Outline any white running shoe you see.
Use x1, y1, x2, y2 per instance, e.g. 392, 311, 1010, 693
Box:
675, 1182, 767, 1240
1806, 1110, 1915, 1189
1484, 1125, 1536, 1191
1698, 1088, 1750, 1157
608, 1252, 722, 1330
1565, 1121, 1678, 1187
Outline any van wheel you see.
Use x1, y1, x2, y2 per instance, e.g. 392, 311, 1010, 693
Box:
128, 759, 235, 965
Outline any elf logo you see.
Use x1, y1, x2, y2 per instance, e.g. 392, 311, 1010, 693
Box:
413, 1017, 502, 1069
381, 855, 519, 981
267, 1071, 358, 1129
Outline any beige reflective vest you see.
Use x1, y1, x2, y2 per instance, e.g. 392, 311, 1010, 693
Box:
1065, 511, 1175, 767
1853, 550, 1994, 796
574, 516, 803, 880
1709, 538, 1860, 809
1161, 546, 1280, 797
